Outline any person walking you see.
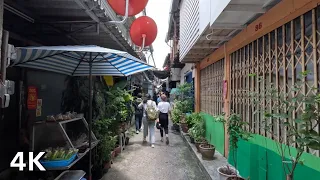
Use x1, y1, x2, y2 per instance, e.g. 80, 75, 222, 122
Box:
138, 94, 157, 148
157, 92, 162, 104
133, 93, 143, 134
157, 94, 171, 145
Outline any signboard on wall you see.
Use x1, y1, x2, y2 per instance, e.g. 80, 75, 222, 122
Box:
27, 86, 38, 110
103, 76, 114, 86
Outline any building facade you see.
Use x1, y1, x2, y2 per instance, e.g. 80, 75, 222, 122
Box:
174, 0, 320, 179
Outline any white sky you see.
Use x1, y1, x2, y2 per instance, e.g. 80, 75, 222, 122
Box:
137, 0, 171, 69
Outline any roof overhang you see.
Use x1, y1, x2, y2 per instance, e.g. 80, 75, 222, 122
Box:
4, 0, 140, 58
181, 0, 281, 63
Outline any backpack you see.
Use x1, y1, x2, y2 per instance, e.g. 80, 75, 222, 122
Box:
134, 98, 143, 115
146, 102, 157, 121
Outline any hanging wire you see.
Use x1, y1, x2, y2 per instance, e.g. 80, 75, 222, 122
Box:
205, 29, 221, 40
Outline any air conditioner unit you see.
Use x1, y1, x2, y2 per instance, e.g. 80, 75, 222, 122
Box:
0, 44, 16, 108
0, 44, 15, 70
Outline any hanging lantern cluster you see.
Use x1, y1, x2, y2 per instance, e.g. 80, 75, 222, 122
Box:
107, 0, 158, 51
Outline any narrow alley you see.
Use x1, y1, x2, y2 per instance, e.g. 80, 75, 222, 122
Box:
102, 122, 209, 180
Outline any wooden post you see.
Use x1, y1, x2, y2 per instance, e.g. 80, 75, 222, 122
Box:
224, 44, 231, 157
194, 62, 201, 112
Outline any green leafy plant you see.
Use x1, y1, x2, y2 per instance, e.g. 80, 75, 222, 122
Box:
172, 108, 182, 125
61, 76, 107, 120
227, 113, 251, 171
93, 118, 117, 170
94, 134, 117, 168
213, 113, 226, 123
248, 72, 320, 180
186, 113, 203, 128
105, 87, 134, 123
174, 100, 193, 114
177, 83, 193, 101
188, 117, 206, 142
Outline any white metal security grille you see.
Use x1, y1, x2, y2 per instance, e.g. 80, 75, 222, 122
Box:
230, 7, 320, 156
200, 58, 225, 115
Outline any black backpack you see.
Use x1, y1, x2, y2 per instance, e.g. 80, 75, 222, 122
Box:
134, 98, 143, 115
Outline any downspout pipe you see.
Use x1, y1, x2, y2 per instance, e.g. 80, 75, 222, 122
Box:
172, 14, 177, 64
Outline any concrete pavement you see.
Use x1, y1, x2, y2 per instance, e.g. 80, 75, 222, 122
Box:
102, 122, 209, 180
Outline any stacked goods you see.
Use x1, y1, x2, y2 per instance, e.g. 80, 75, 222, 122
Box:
42, 148, 79, 161
46, 112, 83, 122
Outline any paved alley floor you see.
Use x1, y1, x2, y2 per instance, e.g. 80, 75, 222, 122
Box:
102, 123, 209, 180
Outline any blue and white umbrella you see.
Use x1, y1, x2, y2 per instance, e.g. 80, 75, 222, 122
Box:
11, 45, 153, 177
12, 45, 153, 76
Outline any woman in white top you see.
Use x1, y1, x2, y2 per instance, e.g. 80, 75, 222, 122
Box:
138, 94, 157, 148
157, 94, 171, 145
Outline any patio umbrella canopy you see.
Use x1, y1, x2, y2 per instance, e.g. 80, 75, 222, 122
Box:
12, 45, 152, 76
11, 45, 153, 179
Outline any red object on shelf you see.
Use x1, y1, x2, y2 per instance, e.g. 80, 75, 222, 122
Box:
107, 0, 148, 16
130, 16, 157, 47
27, 86, 38, 110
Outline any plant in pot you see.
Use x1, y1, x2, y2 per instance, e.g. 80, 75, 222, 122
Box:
191, 119, 207, 152
92, 134, 117, 179
188, 126, 196, 143
186, 112, 203, 128
187, 113, 204, 142
171, 108, 182, 131
174, 100, 193, 133
248, 72, 320, 180
180, 115, 189, 133
199, 143, 215, 161
92, 117, 117, 178
217, 113, 250, 180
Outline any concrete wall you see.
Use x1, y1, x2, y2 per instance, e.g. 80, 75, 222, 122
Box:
27, 69, 67, 121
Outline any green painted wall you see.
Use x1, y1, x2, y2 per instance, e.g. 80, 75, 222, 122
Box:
228, 134, 320, 180
202, 113, 225, 154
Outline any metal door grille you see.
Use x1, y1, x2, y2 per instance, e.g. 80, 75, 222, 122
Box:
230, 7, 320, 156
200, 58, 224, 116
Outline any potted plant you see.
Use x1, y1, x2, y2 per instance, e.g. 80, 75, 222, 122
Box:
114, 143, 121, 157
188, 127, 195, 143
180, 115, 189, 133
171, 108, 182, 131
188, 118, 207, 152
226, 177, 247, 180
186, 113, 203, 128
92, 134, 117, 179
248, 72, 320, 180
188, 113, 204, 143
217, 113, 250, 180
199, 143, 215, 160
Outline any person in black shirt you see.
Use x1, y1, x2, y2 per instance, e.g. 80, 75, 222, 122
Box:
133, 93, 143, 134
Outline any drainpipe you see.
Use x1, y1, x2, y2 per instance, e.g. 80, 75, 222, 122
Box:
1, 30, 8, 82
172, 14, 177, 64
74, 0, 128, 51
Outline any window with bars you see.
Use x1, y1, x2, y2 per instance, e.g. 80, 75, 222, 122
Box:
230, 7, 320, 156
200, 58, 224, 116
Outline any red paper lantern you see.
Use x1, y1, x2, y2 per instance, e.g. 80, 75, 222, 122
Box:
107, 0, 148, 16
130, 16, 157, 47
